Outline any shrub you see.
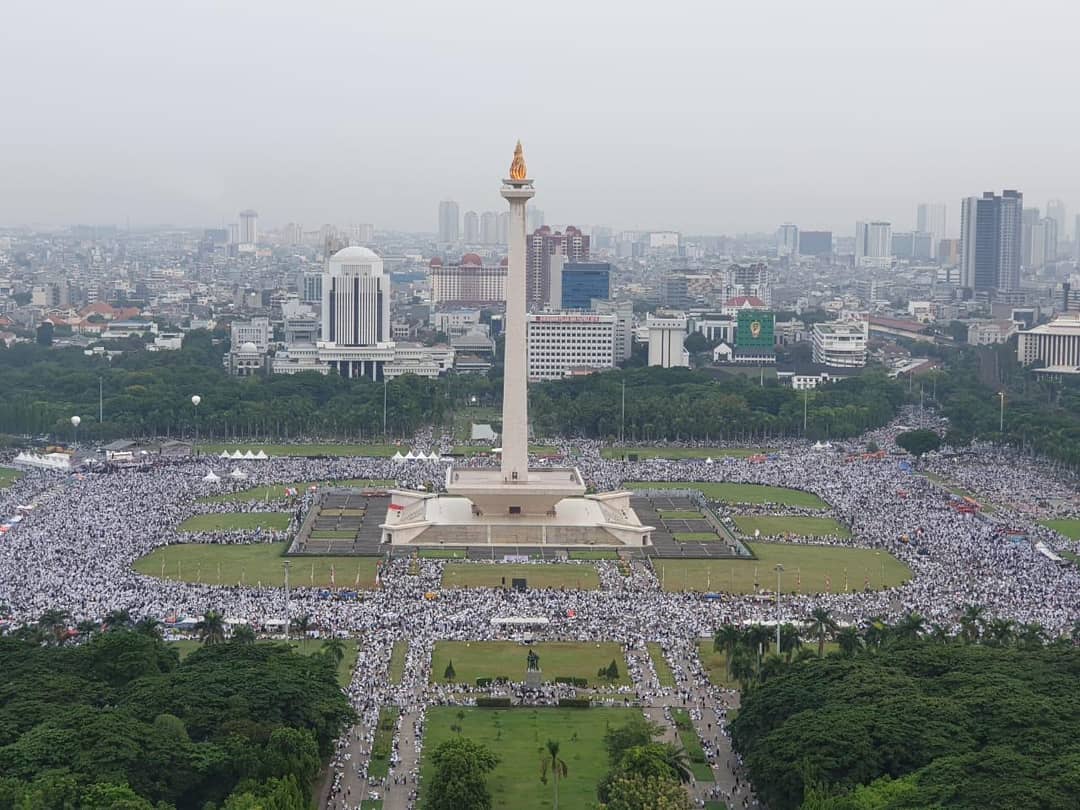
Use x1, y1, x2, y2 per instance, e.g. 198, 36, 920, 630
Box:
476, 697, 512, 708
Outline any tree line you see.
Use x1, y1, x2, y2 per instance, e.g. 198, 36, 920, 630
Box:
0, 620, 352, 810
0, 335, 906, 445
726, 607, 1080, 809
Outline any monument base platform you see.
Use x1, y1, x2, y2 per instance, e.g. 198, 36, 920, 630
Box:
381, 488, 654, 547
525, 669, 542, 688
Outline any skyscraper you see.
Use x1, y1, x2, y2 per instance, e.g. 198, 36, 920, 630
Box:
463, 210, 480, 243
776, 223, 799, 258
959, 190, 1023, 294
497, 212, 510, 245
916, 203, 947, 256
321, 246, 390, 348
560, 263, 611, 310
1047, 199, 1067, 243
526, 205, 544, 233
438, 200, 460, 243
854, 221, 892, 268
239, 209, 258, 251
798, 231, 832, 257
526, 226, 589, 311
480, 211, 498, 245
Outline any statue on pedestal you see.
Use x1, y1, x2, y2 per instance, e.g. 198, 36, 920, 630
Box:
527, 648, 540, 671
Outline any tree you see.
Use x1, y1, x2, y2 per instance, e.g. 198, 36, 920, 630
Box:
778, 623, 803, 662
714, 624, 742, 659
836, 626, 862, 656
444, 660, 456, 682
36, 322, 54, 346
196, 609, 226, 645
421, 737, 499, 810
104, 608, 133, 630
809, 607, 838, 656
231, 624, 257, 645
959, 604, 986, 643
37, 608, 70, 645
291, 613, 311, 645
896, 428, 942, 458
606, 659, 620, 681
894, 612, 925, 641
540, 739, 568, 810
321, 637, 346, 666
133, 616, 162, 637
604, 773, 693, 810
604, 716, 664, 764
985, 618, 1015, 647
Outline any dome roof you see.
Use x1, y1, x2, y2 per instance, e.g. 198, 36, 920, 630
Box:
461, 252, 483, 266
240, 341, 258, 353
331, 246, 380, 262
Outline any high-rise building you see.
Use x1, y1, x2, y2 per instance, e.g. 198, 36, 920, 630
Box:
1075, 215, 1080, 260
321, 246, 390, 348
355, 223, 375, 243
429, 254, 507, 307
776, 223, 799, 258
480, 211, 498, 245
239, 209, 258, 251
798, 231, 832, 257
1047, 199, 1067, 243
1021, 208, 1041, 268
526, 226, 589, 311
227, 223, 240, 245
526, 312, 616, 380
561, 263, 611, 310
663, 275, 690, 310
646, 314, 689, 368
527, 206, 544, 232
463, 211, 479, 243
497, 212, 510, 245
593, 299, 634, 361
854, 221, 892, 268
282, 222, 303, 245
438, 200, 460, 243
960, 190, 1023, 294
1041, 217, 1058, 266
302, 272, 322, 304
724, 263, 771, 307
1017, 313, 1080, 373
917, 203, 947, 256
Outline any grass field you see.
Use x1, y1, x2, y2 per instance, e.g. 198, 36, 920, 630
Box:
654, 542, 911, 594
672, 708, 714, 782
923, 472, 998, 513
452, 444, 559, 457
168, 638, 358, 686
1040, 519, 1080, 540
441, 563, 600, 590
0, 467, 23, 489
421, 707, 640, 810
697, 638, 838, 688
568, 550, 619, 560
602, 447, 765, 460
1061, 550, 1080, 566
198, 479, 392, 504
732, 515, 850, 539
646, 642, 676, 687
369, 707, 399, 780
389, 640, 408, 684
134, 541, 380, 588
673, 532, 724, 543
625, 481, 827, 509
430, 641, 630, 686
417, 549, 467, 558
452, 406, 502, 441
177, 512, 292, 533
199, 443, 402, 457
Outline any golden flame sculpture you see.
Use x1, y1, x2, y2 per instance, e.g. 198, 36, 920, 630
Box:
509, 140, 527, 180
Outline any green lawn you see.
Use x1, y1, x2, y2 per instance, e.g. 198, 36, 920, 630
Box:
134, 541, 380, 588
625, 481, 826, 509
431, 641, 630, 687
421, 707, 640, 810
646, 642, 676, 687
452, 406, 502, 441
1061, 550, 1080, 566
673, 532, 724, 543
199, 443, 403, 457
568, 550, 619, 560
369, 707, 399, 779
697, 638, 838, 688
1040, 519, 1080, 540
389, 640, 408, 684
441, 563, 600, 590
602, 447, 765, 460
198, 479, 392, 504
923, 472, 997, 513
0, 467, 23, 489
177, 512, 292, 533
732, 515, 850, 539
671, 708, 714, 782
168, 638, 358, 686
655, 542, 911, 594
417, 549, 467, 558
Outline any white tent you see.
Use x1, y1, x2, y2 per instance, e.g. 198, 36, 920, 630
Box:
428, 451, 441, 461
254, 450, 268, 460
219, 451, 231, 459
705, 457, 714, 464
243, 450, 257, 460
229, 467, 248, 480
404, 450, 416, 460
202, 471, 220, 482
230, 450, 245, 459
392, 451, 404, 462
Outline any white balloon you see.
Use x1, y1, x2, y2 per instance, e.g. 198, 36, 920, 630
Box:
191, 395, 201, 406
70, 415, 81, 427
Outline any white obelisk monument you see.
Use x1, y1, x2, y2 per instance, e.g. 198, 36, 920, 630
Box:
499, 140, 534, 484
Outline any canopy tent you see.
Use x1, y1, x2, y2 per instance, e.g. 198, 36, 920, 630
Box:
202, 471, 220, 482
254, 450, 268, 460
229, 468, 248, 480
219, 451, 231, 459
392, 451, 404, 462
243, 450, 256, 460
230, 450, 244, 459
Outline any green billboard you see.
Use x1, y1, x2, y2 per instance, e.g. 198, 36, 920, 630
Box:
736, 310, 774, 348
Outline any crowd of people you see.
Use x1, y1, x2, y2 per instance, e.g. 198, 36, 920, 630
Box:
1, 407, 1078, 809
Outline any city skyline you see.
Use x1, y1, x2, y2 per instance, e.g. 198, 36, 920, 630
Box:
1, 0, 1078, 234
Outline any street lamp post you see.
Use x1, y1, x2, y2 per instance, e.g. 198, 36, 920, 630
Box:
383, 377, 388, 440
283, 560, 291, 642
997, 391, 1005, 433
70, 415, 81, 447
775, 563, 784, 651
191, 395, 201, 450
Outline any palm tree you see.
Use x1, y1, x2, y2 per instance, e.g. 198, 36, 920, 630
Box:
928, 623, 950, 644
836, 626, 862, 656
759, 653, 787, 683
985, 618, 1015, 647
656, 743, 692, 784
713, 624, 741, 657
196, 610, 226, 645
38, 608, 70, 645
862, 616, 889, 649
103, 608, 132, 631
1071, 620, 1080, 645
292, 613, 312, 646
231, 624, 257, 644
894, 612, 926, 641
76, 619, 100, 640
778, 623, 803, 662
728, 646, 757, 691
959, 604, 985, 644
1017, 622, 1046, 649
808, 607, 837, 656
746, 624, 772, 666
540, 739, 568, 810
134, 616, 162, 638
322, 637, 346, 666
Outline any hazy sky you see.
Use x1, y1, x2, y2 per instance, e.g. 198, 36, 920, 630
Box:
2, 0, 1078, 236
